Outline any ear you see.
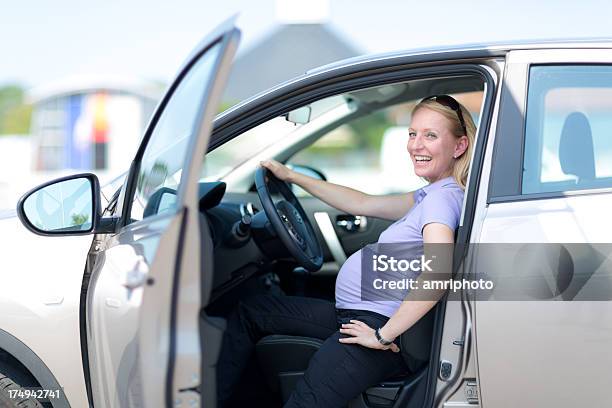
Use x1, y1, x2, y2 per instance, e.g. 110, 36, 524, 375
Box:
454, 135, 468, 159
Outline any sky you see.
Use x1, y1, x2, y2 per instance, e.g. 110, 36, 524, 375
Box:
2, 0, 612, 89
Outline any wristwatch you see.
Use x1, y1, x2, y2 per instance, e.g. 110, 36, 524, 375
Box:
375, 328, 393, 346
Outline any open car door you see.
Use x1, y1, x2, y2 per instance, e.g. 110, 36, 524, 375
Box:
85, 17, 240, 408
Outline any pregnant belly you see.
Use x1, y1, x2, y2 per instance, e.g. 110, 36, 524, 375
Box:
335, 250, 363, 307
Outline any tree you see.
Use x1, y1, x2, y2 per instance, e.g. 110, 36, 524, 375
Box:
0, 85, 33, 135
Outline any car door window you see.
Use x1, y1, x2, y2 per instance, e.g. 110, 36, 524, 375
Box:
522, 65, 612, 194
131, 42, 222, 221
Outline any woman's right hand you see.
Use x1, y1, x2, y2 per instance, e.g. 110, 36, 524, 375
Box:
260, 159, 295, 182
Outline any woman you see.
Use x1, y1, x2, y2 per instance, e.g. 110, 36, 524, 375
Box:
217, 95, 476, 408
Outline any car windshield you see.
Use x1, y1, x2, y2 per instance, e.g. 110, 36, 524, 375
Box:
202, 95, 349, 181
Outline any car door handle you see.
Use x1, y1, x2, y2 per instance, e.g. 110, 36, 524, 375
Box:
336, 215, 367, 233
122, 256, 150, 289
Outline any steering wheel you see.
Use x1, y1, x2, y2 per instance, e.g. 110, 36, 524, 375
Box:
255, 167, 323, 272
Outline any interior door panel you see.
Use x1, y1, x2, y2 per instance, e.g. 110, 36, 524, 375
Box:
300, 197, 392, 259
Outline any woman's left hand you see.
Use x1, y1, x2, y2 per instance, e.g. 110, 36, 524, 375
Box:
338, 320, 400, 352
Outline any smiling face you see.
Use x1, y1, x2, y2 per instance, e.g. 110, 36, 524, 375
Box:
408, 107, 468, 183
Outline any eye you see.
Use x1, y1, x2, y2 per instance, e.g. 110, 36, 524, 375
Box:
408, 131, 416, 138
425, 132, 437, 139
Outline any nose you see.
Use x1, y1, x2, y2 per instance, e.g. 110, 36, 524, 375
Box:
408, 133, 425, 152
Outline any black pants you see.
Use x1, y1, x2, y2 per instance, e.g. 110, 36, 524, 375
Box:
217, 294, 409, 408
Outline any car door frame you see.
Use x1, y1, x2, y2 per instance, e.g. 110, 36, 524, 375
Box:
209, 55, 501, 407
83, 17, 240, 408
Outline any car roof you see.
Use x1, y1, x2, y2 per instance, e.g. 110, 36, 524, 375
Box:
306, 37, 612, 75
215, 37, 612, 130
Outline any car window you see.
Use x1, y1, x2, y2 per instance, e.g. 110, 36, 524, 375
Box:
203, 117, 298, 181
522, 65, 612, 194
203, 95, 348, 182
130, 42, 222, 221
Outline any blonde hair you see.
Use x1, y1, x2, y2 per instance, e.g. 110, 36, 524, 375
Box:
412, 98, 476, 189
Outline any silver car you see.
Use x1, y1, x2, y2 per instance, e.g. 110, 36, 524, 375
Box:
1, 16, 612, 408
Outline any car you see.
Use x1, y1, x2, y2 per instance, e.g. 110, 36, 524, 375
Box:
1, 15, 612, 408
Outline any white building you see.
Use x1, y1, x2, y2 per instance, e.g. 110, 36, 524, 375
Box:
0, 77, 162, 210
28, 76, 161, 173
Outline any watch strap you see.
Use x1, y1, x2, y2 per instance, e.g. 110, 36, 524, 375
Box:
375, 328, 393, 346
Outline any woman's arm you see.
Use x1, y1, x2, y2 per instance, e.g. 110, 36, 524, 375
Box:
261, 159, 414, 221
378, 223, 453, 341
338, 222, 454, 350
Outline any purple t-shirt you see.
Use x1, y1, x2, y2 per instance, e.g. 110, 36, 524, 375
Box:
335, 177, 464, 317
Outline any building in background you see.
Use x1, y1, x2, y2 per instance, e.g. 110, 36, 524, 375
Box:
0, 78, 161, 209
223, 1, 360, 103
28, 77, 162, 173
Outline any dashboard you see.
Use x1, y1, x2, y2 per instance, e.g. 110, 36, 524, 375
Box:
200, 182, 283, 299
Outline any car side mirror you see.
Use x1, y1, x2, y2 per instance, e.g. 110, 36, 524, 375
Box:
288, 164, 327, 182
287, 164, 327, 197
17, 173, 106, 236
143, 187, 178, 218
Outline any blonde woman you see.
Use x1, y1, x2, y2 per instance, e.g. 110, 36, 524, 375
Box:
218, 95, 476, 408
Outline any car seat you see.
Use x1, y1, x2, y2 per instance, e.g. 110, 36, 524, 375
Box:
255, 305, 436, 408
559, 111, 596, 185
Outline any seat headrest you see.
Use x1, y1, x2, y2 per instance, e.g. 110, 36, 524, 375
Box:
559, 112, 596, 180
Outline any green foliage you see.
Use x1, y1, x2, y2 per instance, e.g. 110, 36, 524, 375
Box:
218, 100, 238, 114
2, 103, 33, 134
0, 86, 22, 112
301, 110, 392, 158
0, 85, 32, 135
71, 213, 90, 226
347, 110, 391, 150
